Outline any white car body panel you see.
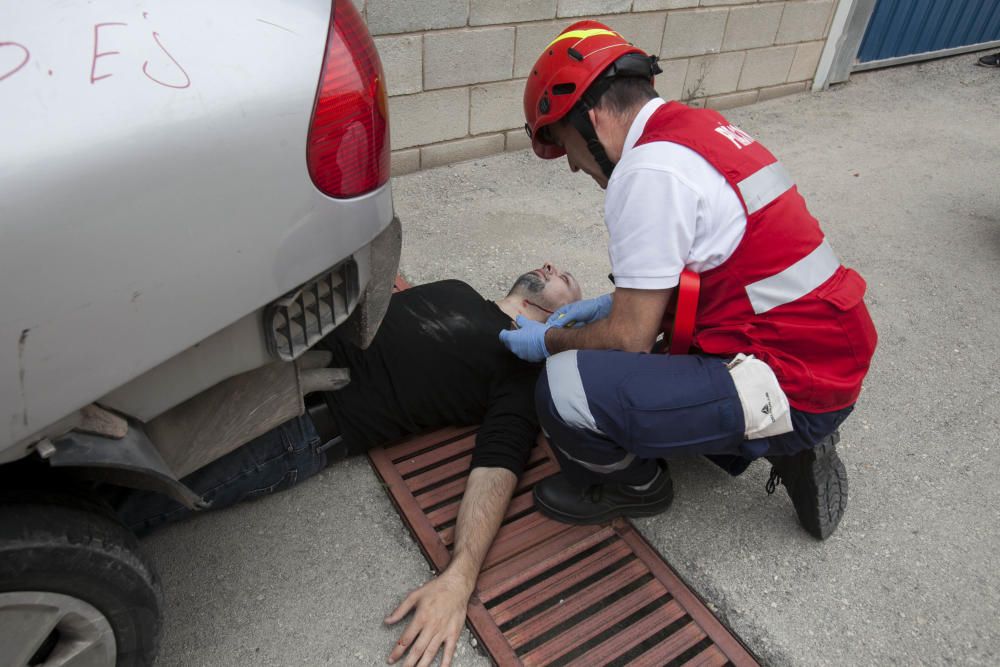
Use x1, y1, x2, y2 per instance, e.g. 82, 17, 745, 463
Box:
0, 0, 393, 454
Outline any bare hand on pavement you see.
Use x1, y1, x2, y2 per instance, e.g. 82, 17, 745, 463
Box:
385, 572, 473, 667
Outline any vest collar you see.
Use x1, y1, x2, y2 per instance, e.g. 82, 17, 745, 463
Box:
621, 97, 666, 161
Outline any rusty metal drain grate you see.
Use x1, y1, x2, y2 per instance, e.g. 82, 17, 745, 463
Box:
368, 428, 759, 667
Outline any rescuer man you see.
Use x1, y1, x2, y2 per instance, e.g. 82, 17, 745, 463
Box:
500, 21, 877, 539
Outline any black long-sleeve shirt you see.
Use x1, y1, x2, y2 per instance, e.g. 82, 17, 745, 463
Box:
321, 280, 539, 476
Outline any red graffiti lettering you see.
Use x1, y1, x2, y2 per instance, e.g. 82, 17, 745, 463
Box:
141, 31, 190, 89
0, 42, 30, 83
91, 22, 128, 84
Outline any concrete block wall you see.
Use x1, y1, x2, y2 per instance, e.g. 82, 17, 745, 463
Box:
358, 0, 836, 175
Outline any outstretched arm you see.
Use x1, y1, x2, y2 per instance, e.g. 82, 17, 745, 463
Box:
385, 466, 517, 667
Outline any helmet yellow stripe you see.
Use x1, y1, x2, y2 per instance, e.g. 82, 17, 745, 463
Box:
546, 28, 623, 50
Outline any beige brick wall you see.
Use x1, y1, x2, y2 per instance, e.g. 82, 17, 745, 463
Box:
359, 1, 836, 175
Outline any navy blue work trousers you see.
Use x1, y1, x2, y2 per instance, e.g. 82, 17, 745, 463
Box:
536, 350, 853, 487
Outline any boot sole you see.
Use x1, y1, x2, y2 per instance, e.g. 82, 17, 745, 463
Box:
791, 440, 848, 540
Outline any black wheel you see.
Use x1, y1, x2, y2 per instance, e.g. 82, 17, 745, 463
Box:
0, 497, 163, 666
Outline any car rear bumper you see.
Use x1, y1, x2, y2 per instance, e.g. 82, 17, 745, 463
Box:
96, 215, 401, 425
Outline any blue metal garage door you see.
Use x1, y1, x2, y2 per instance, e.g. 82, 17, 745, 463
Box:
856, 0, 1000, 68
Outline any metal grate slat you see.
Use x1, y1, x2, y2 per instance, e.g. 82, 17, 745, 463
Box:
369, 424, 759, 667
563, 598, 687, 667
406, 454, 474, 494
489, 540, 633, 626
626, 621, 707, 667
683, 644, 730, 667
479, 525, 612, 601
396, 434, 476, 476
519, 580, 668, 666
389, 425, 478, 462
505, 558, 653, 650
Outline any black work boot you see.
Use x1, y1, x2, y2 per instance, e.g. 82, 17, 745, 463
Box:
533, 463, 674, 525
766, 431, 848, 540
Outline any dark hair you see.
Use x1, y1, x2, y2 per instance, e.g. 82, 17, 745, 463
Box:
593, 77, 657, 116
544, 77, 656, 139
508, 271, 545, 298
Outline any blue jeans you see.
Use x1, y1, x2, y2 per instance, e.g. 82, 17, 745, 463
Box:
117, 415, 327, 535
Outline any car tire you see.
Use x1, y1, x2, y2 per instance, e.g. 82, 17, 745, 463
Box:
0, 496, 163, 666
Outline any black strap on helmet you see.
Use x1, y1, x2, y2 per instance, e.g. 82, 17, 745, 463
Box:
566, 105, 616, 179
569, 53, 663, 179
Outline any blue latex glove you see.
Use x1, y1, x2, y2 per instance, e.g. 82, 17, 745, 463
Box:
547, 293, 613, 328
499, 315, 553, 362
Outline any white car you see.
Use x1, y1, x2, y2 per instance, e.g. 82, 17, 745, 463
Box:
0, 1, 399, 664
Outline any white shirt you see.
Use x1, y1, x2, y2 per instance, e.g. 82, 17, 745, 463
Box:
605, 98, 747, 290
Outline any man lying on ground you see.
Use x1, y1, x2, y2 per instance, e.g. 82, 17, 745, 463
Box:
116, 263, 583, 667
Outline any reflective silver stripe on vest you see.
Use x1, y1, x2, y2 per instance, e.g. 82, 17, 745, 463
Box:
745, 239, 839, 314
738, 161, 794, 215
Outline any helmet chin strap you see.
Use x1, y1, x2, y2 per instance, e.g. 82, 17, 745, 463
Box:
563, 53, 664, 180
567, 105, 616, 179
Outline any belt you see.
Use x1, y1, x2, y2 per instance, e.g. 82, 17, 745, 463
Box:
306, 399, 349, 461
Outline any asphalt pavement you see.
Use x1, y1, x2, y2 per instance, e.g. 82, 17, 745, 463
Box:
143, 53, 1000, 666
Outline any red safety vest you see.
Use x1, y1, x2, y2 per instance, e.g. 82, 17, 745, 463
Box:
634, 102, 877, 412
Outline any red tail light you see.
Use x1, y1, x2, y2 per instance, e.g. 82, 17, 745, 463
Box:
307, 0, 390, 199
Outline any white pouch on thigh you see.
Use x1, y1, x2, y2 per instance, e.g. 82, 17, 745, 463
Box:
726, 354, 793, 439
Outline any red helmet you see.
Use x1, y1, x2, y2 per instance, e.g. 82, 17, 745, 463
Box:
523, 21, 658, 160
